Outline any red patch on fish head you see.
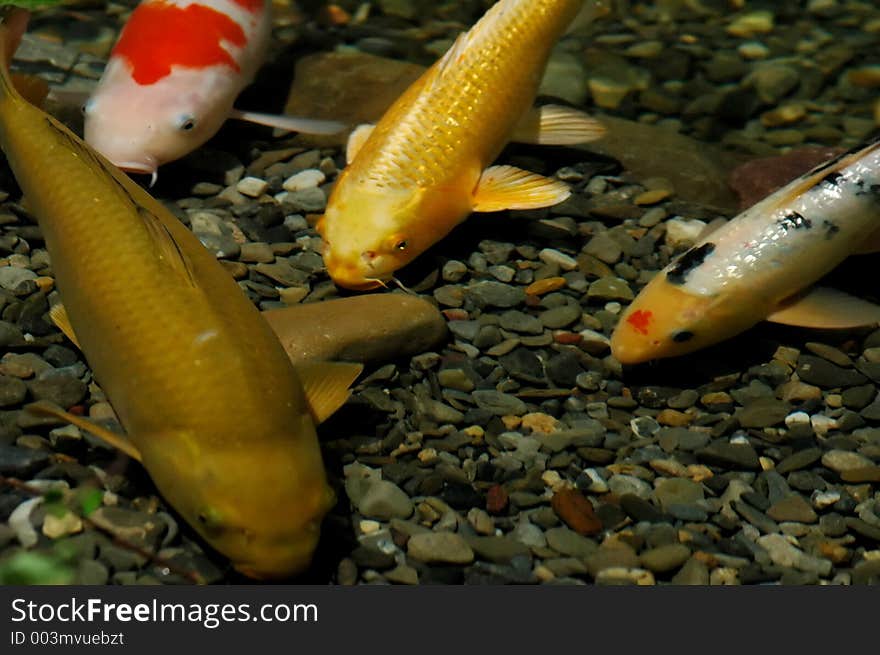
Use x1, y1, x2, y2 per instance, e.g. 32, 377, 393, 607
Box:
230, 0, 264, 12
626, 309, 653, 335
112, 2, 248, 85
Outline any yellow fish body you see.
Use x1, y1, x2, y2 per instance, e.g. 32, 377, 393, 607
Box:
0, 12, 360, 579
319, 0, 608, 290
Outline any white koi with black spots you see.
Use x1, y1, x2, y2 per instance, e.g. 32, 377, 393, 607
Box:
611, 137, 880, 364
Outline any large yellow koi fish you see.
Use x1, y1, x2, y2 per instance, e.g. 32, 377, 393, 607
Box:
0, 10, 360, 579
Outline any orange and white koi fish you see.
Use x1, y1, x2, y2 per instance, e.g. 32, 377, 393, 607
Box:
611, 137, 880, 365
84, 0, 341, 179
318, 0, 608, 290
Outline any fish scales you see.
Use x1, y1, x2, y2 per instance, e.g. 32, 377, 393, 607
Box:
357, 0, 583, 190
678, 141, 880, 298
1, 109, 304, 442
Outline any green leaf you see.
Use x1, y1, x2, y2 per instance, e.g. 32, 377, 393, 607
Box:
76, 487, 103, 517
0, 551, 75, 585
2, 1, 67, 8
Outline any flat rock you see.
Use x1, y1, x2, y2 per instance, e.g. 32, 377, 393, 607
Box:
407, 532, 474, 565
472, 390, 527, 416
283, 51, 425, 148
766, 494, 818, 524
581, 116, 742, 211
356, 479, 413, 520
262, 294, 446, 365
465, 536, 531, 564
757, 534, 832, 576
697, 440, 761, 470
728, 146, 842, 209
639, 544, 691, 573
796, 355, 867, 389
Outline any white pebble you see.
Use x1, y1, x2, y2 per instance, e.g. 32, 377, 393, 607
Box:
811, 490, 841, 509
283, 169, 326, 192
236, 176, 269, 198
582, 468, 609, 493
541, 470, 565, 491
604, 302, 622, 314
810, 414, 838, 436
784, 411, 811, 428
664, 217, 707, 250
359, 520, 381, 535
538, 248, 578, 271
43, 511, 83, 539
8, 497, 42, 548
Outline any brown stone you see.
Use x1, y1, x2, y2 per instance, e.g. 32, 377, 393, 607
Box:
840, 466, 880, 483
262, 293, 447, 365
284, 51, 426, 148
486, 485, 509, 515
526, 277, 567, 296
551, 488, 603, 536
728, 146, 844, 210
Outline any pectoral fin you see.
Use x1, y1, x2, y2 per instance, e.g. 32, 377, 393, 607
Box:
512, 105, 606, 145
472, 165, 571, 212
48, 304, 81, 350
767, 287, 880, 328
228, 109, 344, 136
346, 124, 375, 164
295, 361, 364, 424
25, 401, 142, 462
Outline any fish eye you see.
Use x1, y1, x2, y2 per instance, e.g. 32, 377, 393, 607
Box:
383, 234, 409, 253
196, 507, 225, 531
81, 98, 96, 115
178, 115, 197, 131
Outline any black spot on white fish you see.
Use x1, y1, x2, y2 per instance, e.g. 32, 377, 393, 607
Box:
821, 171, 844, 188
852, 179, 880, 197
671, 330, 694, 343
667, 242, 715, 285
776, 211, 812, 232
823, 220, 840, 240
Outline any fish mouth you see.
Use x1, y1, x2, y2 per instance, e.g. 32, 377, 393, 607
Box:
112, 159, 159, 185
